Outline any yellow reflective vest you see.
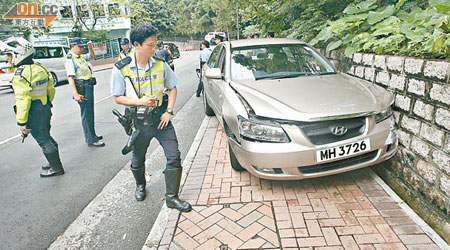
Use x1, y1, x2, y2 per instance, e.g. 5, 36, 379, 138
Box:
12, 63, 55, 125
118, 47, 135, 61
118, 57, 165, 106
66, 54, 92, 80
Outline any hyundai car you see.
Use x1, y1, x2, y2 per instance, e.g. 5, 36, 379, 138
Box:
201, 38, 398, 180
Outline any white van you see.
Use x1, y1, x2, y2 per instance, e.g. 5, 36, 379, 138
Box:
0, 45, 69, 90
33, 45, 70, 85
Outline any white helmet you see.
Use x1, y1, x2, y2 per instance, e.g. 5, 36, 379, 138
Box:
0, 37, 34, 66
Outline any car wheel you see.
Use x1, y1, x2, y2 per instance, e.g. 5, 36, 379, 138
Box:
228, 142, 245, 171
203, 90, 215, 116
51, 72, 58, 86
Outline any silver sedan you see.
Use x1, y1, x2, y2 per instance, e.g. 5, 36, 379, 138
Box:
201, 38, 398, 180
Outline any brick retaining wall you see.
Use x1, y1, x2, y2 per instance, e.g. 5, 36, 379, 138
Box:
321, 49, 450, 243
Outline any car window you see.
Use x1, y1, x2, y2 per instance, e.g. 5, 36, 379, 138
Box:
34, 47, 65, 59
207, 45, 223, 68
216, 47, 226, 77
231, 44, 336, 81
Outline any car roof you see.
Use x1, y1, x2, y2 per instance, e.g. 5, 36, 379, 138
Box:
228, 38, 307, 48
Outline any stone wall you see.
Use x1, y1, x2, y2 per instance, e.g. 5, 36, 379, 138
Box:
322, 49, 450, 242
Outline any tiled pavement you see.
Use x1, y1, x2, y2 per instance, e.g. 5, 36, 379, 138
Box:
156, 117, 446, 250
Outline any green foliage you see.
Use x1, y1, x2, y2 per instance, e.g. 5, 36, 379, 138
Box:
311, 0, 449, 59
125, 1, 152, 28
138, 0, 177, 35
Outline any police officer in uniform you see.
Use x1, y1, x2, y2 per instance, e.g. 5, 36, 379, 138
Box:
118, 38, 134, 60
196, 40, 212, 97
214, 33, 224, 45
110, 24, 191, 212
2, 37, 64, 177
65, 38, 105, 147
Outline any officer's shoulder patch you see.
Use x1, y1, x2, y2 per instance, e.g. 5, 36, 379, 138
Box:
115, 56, 132, 69
14, 67, 23, 76
153, 55, 164, 62
66, 54, 72, 59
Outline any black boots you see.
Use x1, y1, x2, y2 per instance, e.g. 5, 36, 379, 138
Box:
165, 168, 192, 212
131, 167, 146, 201
40, 151, 65, 177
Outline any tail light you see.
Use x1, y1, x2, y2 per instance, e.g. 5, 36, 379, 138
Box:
0, 69, 4, 74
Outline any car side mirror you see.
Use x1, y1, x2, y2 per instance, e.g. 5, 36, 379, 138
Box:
205, 68, 222, 79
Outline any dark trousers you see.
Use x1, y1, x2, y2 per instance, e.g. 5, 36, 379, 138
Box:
131, 120, 181, 171
196, 63, 205, 96
196, 80, 203, 96
78, 83, 98, 144
28, 101, 58, 154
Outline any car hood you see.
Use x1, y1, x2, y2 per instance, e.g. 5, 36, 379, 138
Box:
230, 73, 393, 121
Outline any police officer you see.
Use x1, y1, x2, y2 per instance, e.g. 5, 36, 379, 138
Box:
155, 41, 171, 62
4, 37, 64, 177
118, 38, 134, 60
214, 33, 224, 45
110, 24, 191, 212
196, 40, 212, 97
65, 38, 105, 147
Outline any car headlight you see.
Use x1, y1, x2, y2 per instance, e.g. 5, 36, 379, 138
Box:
238, 115, 290, 143
375, 107, 393, 123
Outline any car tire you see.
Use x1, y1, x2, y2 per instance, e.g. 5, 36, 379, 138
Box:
203, 91, 215, 116
229, 142, 245, 171
51, 72, 58, 86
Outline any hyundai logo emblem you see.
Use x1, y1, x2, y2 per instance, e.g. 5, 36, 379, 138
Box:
331, 126, 348, 136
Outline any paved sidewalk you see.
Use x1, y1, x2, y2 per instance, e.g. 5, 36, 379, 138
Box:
146, 117, 448, 250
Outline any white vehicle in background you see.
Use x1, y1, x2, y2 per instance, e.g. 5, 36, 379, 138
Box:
0, 44, 69, 90
33, 45, 70, 86
204, 32, 226, 45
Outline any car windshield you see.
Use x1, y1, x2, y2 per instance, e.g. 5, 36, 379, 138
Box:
231, 44, 336, 81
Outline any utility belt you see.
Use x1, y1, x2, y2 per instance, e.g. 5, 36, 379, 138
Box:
112, 93, 168, 154
75, 77, 97, 86
130, 94, 168, 125
75, 77, 96, 95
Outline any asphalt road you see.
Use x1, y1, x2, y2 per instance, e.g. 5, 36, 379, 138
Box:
0, 50, 204, 250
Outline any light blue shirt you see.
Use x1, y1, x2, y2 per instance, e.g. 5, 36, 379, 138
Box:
199, 48, 212, 63
64, 50, 92, 77
110, 52, 179, 96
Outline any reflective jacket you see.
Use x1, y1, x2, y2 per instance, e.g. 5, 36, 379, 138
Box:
12, 62, 55, 125
118, 47, 135, 61
116, 56, 165, 107
66, 54, 92, 80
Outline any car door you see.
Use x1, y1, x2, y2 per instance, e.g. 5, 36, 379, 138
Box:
214, 45, 228, 118
204, 45, 225, 115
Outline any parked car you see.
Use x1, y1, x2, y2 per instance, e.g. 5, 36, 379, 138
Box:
33, 44, 70, 86
165, 43, 180, 59
0, 44, 69, 90
201, 38, 398, 180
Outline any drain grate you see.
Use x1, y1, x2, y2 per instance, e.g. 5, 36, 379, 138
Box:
220, 244, 229, 250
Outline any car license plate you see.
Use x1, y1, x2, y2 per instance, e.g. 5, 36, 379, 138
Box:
316, 139, 370, 163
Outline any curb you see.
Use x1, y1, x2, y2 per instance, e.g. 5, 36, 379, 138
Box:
141, 115, 212, 250
367, 169, 450, 250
